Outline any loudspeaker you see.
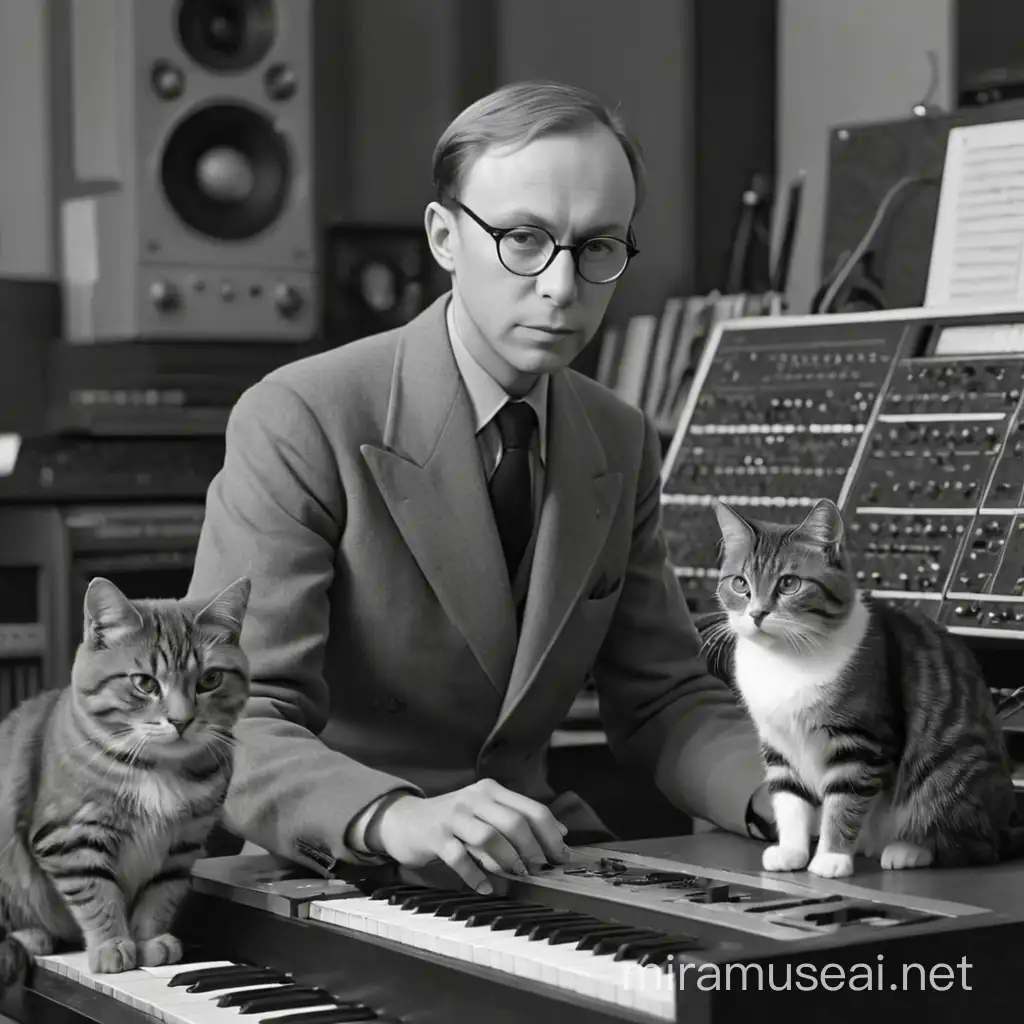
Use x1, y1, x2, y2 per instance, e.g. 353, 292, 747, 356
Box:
818, 100, 1024, 312
321, 225, 442, 345
55, 0, 315, 343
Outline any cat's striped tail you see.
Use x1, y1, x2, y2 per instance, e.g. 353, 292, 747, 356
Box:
0, 931, 31, 994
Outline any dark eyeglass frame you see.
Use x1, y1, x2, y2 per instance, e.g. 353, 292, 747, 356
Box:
450, 199, 640, 283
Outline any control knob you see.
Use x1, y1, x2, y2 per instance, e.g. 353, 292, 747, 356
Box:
149, 280, 181, 313
274, 283, 304, 319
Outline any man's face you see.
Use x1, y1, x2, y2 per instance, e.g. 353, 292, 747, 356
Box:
428, 124, 637, 394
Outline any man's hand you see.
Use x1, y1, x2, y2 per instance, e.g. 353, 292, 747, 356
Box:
367, 779, 573, 893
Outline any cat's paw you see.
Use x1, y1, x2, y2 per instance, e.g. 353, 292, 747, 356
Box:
137, 933, 183, 967
808, 851, 854, 878
88, 937, 137, 974
762, 844, 809, 872
12, 928, 54, 957
881, 841, 933, 870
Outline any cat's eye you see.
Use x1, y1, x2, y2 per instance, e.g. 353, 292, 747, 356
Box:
198, 669, 223, 691
730, 576, 750, 595
777, 574, 802, 594
130, 674, 159, 694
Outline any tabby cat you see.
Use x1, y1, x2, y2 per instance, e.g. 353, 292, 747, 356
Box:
703, 497, 1024, 879
0, 574, 251, 990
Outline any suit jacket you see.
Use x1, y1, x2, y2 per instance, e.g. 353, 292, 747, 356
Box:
186, 292, 763, 876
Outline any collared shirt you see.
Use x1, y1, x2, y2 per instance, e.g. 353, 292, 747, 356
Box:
446, 299, 548, 519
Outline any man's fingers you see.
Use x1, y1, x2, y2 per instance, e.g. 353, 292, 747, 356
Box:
437, 837, 493, 895
468, 802, 546, 869
487, 786, 571, 862
452, 812, 529, 875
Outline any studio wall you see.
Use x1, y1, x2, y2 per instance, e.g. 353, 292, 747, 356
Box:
497, 0, 694, 322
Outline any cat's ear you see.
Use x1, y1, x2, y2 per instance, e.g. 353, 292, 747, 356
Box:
795, 499, 844, 561
194, 577, 251, 645
84, 577, 143, 648
713, 500, 757, 550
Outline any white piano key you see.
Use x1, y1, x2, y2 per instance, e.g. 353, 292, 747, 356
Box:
311, 895, 676, 1019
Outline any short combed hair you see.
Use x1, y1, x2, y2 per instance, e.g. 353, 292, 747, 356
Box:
432, 79, 647, 217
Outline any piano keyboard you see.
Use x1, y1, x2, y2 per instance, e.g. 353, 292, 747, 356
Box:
309, 882, 701, 1020
35, 953, 400, 1024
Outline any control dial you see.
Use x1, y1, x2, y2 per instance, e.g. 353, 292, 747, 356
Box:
149, 280, 181, 313
274, 283, 304, 319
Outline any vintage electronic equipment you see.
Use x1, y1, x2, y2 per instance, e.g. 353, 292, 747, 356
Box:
661, 305, 1024, 638
956, 0, 1024, 107
0, 502, 207, 711
11, 833, 1023, 1023
53, 0, 316, 342
321, 224, 442, 345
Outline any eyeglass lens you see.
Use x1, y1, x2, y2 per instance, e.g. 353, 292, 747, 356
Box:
498, 227, 629, 282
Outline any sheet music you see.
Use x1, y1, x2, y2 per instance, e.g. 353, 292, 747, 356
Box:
925, 119, 1024, 307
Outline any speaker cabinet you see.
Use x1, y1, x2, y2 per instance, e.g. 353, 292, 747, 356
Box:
57, 0, 315, 343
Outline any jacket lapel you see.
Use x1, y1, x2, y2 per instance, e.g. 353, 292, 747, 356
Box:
359, 296, 517, 694
490, 371, 622, 732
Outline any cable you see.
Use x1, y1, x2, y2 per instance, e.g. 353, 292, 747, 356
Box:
814, 174, 939, 314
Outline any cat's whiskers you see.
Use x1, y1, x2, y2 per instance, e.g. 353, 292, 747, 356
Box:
699, 620, 734, 664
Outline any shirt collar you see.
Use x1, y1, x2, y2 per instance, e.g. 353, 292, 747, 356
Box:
446, 298, 548, 464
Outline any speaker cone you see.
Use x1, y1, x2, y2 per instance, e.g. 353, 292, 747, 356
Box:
159, 103, 291, 241
176, 0, 275, 72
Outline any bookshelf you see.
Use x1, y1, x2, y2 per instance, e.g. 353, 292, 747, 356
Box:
593, 291, 785, 442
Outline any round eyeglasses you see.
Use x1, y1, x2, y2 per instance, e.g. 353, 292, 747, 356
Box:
452, 199, 639, 284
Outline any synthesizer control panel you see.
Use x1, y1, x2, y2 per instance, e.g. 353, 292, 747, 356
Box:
660, 310, 1024, 647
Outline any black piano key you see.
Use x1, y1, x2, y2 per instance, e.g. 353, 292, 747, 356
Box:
368, 883, 425, 898
181, 966, 288, 991
402, 891, 491, 912
425, 897, 501, 921
448, 899, 520, 921
386, 888, 436, 905
463, 903, 549, 927
189, 970, 293, 993
614, 934, 703, 962
489, 908, 562, 931
237, 987, 339, 1013
564, 925, 648, 950
546, 921, 613, 945
259, 1009, 377, 1024
217, 984, 298, 1007
169, 963, 273, 987
639, 944, 703, 967
526, 915, 596, 940
369, 884, 430, 903
583, 927, 658, 953
512, 912, 583, 936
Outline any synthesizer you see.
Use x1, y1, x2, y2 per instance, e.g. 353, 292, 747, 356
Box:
661, 307, 1024, 655
0, 435, 226, 503
14, 833, 1024, 1024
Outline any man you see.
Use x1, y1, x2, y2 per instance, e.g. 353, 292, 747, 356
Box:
187, 79, 769, 895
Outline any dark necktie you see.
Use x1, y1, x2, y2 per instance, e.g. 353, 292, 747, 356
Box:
489, 400, 536, 580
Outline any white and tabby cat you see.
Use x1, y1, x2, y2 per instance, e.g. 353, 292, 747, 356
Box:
702, 497, 1024, 879
0, 575, 250, 990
